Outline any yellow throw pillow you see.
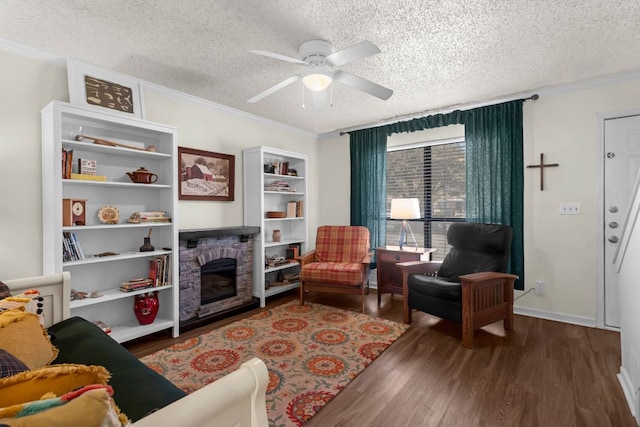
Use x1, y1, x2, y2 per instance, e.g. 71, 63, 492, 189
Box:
0, 387, 127, 427
0, 363, 110, 407
0, 310, 58, 369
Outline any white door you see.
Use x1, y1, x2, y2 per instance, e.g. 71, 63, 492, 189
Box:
604, 114, 640, 328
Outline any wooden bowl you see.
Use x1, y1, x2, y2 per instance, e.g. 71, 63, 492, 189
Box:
266, 211, 286, 218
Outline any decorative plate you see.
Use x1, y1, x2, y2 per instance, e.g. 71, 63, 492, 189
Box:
98, 205, 120, 224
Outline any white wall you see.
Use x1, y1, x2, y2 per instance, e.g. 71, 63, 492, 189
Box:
318, 76, 640, 323
0, 51, 68, 279
0, 48, 319, 280
142, 89, 318, 232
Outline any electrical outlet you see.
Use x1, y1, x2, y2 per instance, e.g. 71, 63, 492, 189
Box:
535, 280, 545, 296
560, 203, 581, 215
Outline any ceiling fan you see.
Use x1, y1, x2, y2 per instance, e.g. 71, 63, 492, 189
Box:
247, 39, 393, 108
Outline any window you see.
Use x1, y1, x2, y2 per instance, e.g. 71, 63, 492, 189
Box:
386, 139, 466, 260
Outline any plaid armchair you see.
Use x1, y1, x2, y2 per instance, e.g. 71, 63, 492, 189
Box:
298, 225, 373, 312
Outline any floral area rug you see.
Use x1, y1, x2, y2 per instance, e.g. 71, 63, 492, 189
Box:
140, 301, 409, 426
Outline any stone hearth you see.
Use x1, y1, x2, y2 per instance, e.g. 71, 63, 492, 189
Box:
179, 227, 259, 327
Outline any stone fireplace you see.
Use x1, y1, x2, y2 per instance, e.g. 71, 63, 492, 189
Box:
179, 227, 260, 329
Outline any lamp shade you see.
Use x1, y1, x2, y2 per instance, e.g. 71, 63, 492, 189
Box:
390, 198, 421, 220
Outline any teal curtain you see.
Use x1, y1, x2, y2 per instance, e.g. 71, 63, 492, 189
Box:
350, 128, 387, 268
464, 100, 524, 289
381, 110, 464, 135
367, 100, 524, 289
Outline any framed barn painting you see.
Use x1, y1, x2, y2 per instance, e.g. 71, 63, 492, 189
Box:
178, 147, 235, 201
67, 60, 145, 119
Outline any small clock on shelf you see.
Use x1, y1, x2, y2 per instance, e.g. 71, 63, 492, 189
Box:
62, 198, 86, 226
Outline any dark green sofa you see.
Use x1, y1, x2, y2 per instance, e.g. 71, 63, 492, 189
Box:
47, 317, 186, 422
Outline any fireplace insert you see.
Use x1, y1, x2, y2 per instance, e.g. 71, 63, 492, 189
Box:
200, 258, 237, 305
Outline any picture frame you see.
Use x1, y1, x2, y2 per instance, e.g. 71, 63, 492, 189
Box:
67, 60, 145, 119
178, 147, 235, 201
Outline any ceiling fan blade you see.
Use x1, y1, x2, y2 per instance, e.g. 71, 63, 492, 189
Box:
334, 70, 393, 100
247, 75, 300, 103
248, 49, 306, 65
326, 40, 380, 67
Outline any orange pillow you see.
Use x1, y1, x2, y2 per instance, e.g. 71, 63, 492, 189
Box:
0, 387, 127, 427
0, 310, 58, 369
0, 363, 110, 407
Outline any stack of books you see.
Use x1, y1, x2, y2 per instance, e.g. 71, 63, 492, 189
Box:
120, 278, 154, 293
264, 180, 295, 192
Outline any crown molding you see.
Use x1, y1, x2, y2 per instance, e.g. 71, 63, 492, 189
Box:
325, 68, 640, 138
0, 37, 66, 67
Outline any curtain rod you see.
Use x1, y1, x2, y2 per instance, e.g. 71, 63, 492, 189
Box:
338, 93, 539, 136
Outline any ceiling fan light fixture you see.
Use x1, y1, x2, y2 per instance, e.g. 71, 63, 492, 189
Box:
302, 72, 332, 91
302, 80, 332, 112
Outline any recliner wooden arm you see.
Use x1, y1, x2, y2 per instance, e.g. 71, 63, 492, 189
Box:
458, 271, 518, 348
458, 271, 518, 283
297, 250, 316, 267
298, 250, 373, 268
362, 250, 374, 265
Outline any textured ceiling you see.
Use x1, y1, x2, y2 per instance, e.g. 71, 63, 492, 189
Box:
1, 0, 639, 135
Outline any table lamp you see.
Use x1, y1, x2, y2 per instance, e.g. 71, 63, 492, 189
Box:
390, 198, 421, 250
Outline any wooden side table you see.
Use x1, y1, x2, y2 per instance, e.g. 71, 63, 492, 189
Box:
376, 246, 435, 304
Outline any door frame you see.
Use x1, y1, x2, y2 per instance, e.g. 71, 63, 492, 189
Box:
596, 108, 640, 329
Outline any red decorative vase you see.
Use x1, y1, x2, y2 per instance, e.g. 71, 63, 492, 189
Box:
134, 291, 159, 325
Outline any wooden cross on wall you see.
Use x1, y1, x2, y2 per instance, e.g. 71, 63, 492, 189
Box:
527, 153, 559, 191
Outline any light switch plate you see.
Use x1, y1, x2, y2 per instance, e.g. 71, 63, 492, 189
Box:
560, 203, 581, 215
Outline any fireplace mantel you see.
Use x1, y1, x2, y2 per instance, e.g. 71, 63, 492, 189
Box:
180, 226, 260, 246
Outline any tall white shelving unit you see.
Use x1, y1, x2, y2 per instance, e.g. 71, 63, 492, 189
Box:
243, 146, 308, 307
41, 101, 179, 343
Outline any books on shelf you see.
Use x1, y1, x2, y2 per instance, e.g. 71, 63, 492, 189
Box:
286, 201, 296, 218
148, 254, 171, 288
265, 161, 289, 175
120, 254, 171, 293
264, 180, 296, 192
120, 278, 154, 292
62, 232, 85, 262
70, 173, 107, 181
62, 149, 73, 179
286, 245, 299, 260
295, 200, 303, 217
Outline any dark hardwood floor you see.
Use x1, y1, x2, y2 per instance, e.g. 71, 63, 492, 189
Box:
125, 291, 636, 426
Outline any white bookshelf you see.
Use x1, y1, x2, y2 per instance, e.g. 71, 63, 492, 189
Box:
243, 146, 308, 307
41, 100, 179, 343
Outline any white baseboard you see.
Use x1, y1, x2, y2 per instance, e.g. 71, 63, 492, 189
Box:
373, 269, 599, 328
618, 367, 640, 425
513, 306, 597, 328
